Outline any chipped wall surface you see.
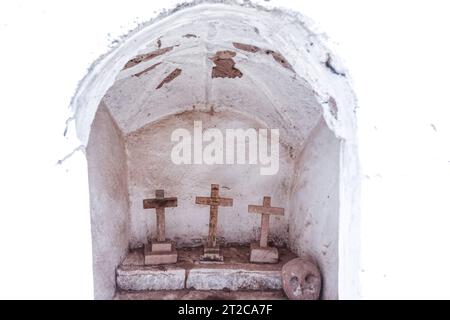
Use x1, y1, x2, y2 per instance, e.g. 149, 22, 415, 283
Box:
289, 119, 340, 300
125, 110, 294, 247
86, 104, 130, 299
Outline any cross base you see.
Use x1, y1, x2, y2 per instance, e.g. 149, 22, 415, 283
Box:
250, 243, 279, 264
151, 240, 173, 252
200, 246, 223, 262
145, 241, 177, 265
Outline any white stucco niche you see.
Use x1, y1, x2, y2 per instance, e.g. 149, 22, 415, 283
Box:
68, 1, 360, 300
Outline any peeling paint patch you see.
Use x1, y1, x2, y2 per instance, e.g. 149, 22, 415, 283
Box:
327, 97, 338, 119
232, 42, 294, 72
133, 62, 162, 77
183, 33, 197, 38
156, 68, 182, 89
211, 50, 243, 79
265, 50, 294, 72
123, 46, 174, 69
232, 42, 260, 53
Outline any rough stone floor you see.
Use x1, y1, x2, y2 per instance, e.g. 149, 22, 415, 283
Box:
114, 245, 296, 300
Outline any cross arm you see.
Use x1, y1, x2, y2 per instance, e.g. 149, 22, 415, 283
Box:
218, 197, 233, 206
195, 197, 233, 206
143, 197, 178, 209
248, 205, 284, 215
195, 196, 211, 205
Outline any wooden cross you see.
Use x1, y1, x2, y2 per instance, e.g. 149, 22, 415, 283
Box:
248, 196, 284, 248
143, 190, 177, 242
196, 184, 233, 248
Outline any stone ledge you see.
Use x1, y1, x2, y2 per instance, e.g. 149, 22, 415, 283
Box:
186, 268, 282, 290
116, 246, 295, 292
115, 289, 287, 300
116, 266, 185, 291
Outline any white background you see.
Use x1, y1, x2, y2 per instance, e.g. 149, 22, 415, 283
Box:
0, 0, 449, 299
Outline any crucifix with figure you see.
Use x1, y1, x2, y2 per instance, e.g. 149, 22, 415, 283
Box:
142, 189, 178, 265
196, 184, 233, 261
248, 196, 284, 263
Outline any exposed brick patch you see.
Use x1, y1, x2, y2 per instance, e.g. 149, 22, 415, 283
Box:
265, 50, 294, 72
183, 34, 198, 38
211, 51, 243, 79
156, 68, 182, 89
232, 42, 260, 53
123, 46, 175, 69
133, 62, 162, 77
232, 42, 295, 73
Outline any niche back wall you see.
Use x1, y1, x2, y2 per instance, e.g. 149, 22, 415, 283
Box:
125, 109, 294, 248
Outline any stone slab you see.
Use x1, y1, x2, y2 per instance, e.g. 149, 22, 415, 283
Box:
116, 246, 296, 292
115, 289, 287, 300
116, 266, 185, 291
250, 243, 279, 264
186, 268, 282, 291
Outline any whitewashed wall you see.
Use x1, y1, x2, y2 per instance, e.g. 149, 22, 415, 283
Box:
289, 119, 340, 300
0, 0, 449, 299
87, 103, 130, 299
125, 110, 293, 248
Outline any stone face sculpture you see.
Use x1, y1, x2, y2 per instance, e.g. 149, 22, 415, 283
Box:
195, 184, 233, 261
248, 196, 284, 263
281, 258, 322, 300
142, 189, 178, 265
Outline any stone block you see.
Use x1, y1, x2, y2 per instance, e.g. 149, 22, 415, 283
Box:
250, 243, 279, 264
186, 268, 282, 291
145, 244, 177, 265
200, 246, 223, 262
116, 266, 185, 291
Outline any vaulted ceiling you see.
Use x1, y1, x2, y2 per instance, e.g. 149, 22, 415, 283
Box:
101, 5, 323, 149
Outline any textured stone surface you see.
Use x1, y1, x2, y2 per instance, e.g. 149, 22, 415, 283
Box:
186, 268, 282, 291
116, 266, 185, 291
117, 246, 294, 292
250, 243, 279, 264
115, 289, 287, 300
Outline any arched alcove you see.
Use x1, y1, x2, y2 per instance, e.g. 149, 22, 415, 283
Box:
71, 1, 360, 300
